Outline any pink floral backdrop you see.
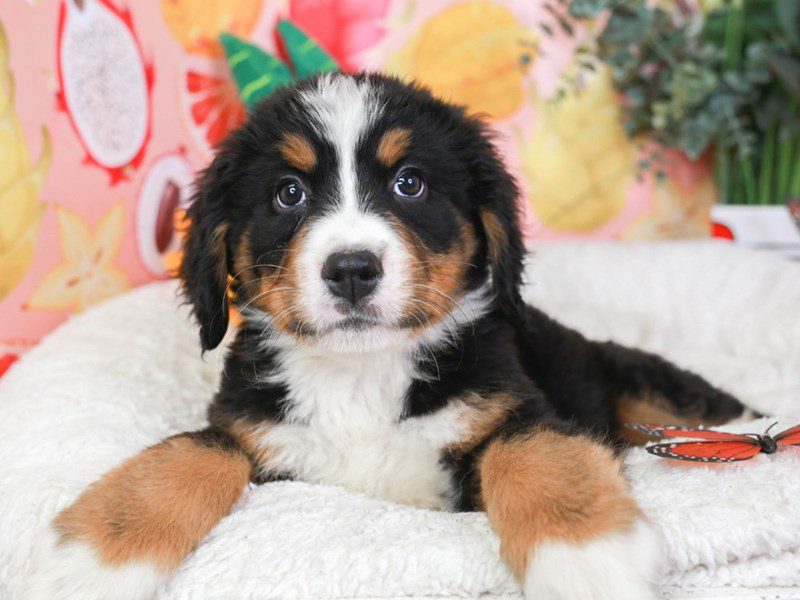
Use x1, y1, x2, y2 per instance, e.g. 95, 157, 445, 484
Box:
0, 0, 716, 362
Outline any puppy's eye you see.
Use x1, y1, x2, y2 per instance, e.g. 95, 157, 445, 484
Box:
275, 180, 306, 209
392, 170, 426, 199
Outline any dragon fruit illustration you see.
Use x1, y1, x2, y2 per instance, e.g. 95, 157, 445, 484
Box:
56, 0, 153, 184
135, 151, 195, 276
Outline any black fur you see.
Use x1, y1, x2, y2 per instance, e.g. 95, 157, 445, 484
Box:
52, 74, 750, 595
181, 73, 746, 511
181, 153, 235, 351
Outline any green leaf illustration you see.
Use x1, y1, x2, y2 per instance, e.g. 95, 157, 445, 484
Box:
277, 20, 339, 79
219, 33, 294, 107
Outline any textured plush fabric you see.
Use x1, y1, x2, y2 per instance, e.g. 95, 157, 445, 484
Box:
1, 241, 798, 599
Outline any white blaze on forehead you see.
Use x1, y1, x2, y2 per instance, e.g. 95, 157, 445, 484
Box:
292, 75, 487, 353
300, 74, 383, 213
295, 75, 415, 345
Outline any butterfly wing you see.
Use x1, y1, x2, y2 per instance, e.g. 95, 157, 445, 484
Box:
630, 424, 754, 443
774, 424, 800, 446
646, 440, 761, 462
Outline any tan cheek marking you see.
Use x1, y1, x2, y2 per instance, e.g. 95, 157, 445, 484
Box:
230, 231, 253, 303
54, 435, 251, 572
377, 127, 412, 167
618, 395, 719, 445
232, 232, 251, 278
480, 208, 506, 269
446, 393, 521, 456
422, 222, 477, 322
279, 132, 317, 172
254, 225, 310, 336
478, 429, 640, 579
391, 215, 478, 328
389, 216, 436, 321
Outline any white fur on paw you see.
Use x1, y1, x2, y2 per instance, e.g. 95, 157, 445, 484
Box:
25, 527, 165, 600
523, 520, 662, 600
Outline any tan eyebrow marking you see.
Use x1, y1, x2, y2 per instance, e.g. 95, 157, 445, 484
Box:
377, 127, 412, 167
278, 132, 317, 172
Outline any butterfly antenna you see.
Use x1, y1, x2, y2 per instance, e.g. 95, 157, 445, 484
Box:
765, 421, 779, 436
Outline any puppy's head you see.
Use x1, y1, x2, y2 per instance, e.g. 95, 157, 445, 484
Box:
181, 73, 524, 354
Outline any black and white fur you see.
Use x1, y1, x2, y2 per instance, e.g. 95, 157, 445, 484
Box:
32, 73, 746, 600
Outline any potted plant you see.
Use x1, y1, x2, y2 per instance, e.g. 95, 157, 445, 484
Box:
566, 0, 800, 258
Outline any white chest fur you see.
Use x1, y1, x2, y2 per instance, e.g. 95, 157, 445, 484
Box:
256, 342, 470, 510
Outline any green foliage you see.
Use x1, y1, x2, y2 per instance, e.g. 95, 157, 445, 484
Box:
220, 21, 340, 109
219, 34, 294, 107
566, 0, 800, 205
276, 20, 339, 79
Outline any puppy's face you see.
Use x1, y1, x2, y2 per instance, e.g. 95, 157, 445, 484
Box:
182, 73, 523, 353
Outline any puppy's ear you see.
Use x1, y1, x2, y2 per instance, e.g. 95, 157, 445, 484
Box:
469, 129, 525, 320
180, 154, 234, 351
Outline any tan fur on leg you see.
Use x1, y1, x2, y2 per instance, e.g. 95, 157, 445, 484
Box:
478, 429, 641, 579
55, 431, 252, 573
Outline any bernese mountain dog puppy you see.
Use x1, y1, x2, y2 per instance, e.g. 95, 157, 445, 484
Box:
35, 73, 746, 599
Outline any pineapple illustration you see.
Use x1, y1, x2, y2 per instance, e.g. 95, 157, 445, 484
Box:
388, 2, 536, 120
0, 21, 51, 300
520, 67, 636, 232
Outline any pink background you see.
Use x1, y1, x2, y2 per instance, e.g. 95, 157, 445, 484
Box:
0, 0, 716, 358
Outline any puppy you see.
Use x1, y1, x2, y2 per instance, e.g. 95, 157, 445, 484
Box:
32, 73, 746, 599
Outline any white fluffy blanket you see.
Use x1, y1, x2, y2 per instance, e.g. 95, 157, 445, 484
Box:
1, 241, 799, 600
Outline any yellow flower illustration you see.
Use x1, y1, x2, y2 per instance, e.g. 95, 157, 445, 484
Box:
28, 203, 129, 312
0, 20, 51, 299
520, 67, 637, 232
160, 0, 263, 57
388, 2, 535, 120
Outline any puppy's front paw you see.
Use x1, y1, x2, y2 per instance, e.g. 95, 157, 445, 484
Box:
26, 527, 165, 600
523, 521, 661, 600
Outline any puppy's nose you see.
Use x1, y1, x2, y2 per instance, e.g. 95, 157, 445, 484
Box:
321, 251, 383, 305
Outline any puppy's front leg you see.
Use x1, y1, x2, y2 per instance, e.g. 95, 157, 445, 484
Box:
479, 427, 660, 600
29, 428, 253, 600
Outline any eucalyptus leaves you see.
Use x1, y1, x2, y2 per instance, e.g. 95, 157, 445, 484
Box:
567, 0, 800, 205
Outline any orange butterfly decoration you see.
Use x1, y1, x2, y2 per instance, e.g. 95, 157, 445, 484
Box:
630, 423, 800, 463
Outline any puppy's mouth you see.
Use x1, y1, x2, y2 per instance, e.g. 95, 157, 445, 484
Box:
325, 303, 387, 332
330, 315, 384, 331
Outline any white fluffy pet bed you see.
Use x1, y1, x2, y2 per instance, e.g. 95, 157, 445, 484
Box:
1, 241, 799, 600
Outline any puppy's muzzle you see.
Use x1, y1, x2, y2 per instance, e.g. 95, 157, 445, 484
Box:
321, 251, 383, 306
